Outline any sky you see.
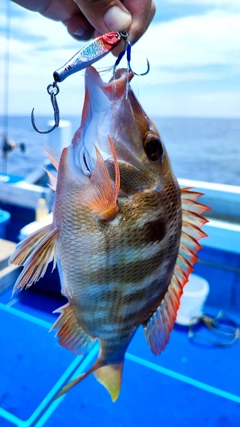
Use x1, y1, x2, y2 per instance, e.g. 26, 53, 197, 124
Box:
0, 0, 240, 118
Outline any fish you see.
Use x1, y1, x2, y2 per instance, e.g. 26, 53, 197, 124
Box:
10, 66, 209, 402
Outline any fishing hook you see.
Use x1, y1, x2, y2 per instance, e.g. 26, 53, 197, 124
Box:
114, 42, 150, 76
126, 43, 150, 76
31, 82, 60, 134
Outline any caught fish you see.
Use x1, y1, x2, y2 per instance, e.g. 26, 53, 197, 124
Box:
10, 66, 209, 401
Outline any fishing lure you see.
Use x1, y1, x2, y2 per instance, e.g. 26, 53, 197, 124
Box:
31, 30, 149, 134
53, 31, 126, 83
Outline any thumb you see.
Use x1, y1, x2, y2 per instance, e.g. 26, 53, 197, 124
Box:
74, 0, 132, 34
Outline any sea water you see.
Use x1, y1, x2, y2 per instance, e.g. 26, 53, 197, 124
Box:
0, 115, 240, 186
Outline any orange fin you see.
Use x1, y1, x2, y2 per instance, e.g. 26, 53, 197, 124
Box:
43, 146, 60, 191
55, 359, 123, 402
79, 136, 120, 222
43, 168, 57, 192
11, 225, 59, 294
44, 146, 60, 171
144, 188, 209, 354
51, 302, 93, 354
10, 224, 54, 266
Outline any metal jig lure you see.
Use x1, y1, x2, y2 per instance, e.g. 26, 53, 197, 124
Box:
31, 31, 127, 134
53, 31, 127, 83
31, 30, 149, 134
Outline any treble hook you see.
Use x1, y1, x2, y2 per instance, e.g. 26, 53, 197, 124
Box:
31, 82, 60, 134
126, 43, 150, 76
113, 42, 150, 76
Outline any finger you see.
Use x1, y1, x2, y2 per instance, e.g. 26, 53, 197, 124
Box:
73, 0, 132, 34
40, 0, 80, 22
110, 1, 155, 56
63, 13, 95, 40
125, 0, 156, 45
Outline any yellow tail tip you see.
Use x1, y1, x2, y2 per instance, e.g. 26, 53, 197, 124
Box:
94, 363, 123, 402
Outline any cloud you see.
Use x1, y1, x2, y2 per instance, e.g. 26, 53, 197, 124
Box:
138, 88, 240, 118
0, 5, 86, 113
134, 9, 240, 70
168, 0, 240, 9
0, 1, 239, 117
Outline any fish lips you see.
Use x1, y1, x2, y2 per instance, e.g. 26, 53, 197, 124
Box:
85, 66, 134, 101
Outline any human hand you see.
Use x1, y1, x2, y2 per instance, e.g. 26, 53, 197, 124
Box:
12, 0, 155, 45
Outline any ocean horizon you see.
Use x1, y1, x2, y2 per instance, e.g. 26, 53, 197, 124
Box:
1, 115, 240, 187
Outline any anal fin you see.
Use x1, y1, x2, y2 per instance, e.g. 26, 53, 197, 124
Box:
51, 302, 93, 354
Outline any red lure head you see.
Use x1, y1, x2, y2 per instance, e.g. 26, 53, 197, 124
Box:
101, 31, 122, 47
101, 31, 128, 49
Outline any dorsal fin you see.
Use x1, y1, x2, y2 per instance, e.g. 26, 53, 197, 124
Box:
144, 188, 209, 354
78, 136, 120, 222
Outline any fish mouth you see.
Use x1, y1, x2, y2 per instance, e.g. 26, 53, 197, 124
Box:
73, 66, 134, 177
85, 66, 134, 101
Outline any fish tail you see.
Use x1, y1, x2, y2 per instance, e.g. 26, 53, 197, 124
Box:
93, 362, 123, 402
55, 359, 123, 402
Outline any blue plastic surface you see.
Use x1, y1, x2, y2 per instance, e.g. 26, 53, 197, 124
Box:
0, 304, 76, 421
0, 210, 11, 239
0, 416, 15, 427
43, 351, 240, 427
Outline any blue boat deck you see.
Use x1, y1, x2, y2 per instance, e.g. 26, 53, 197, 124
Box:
1, 283, 240, 427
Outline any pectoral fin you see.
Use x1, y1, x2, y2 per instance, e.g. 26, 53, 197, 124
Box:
11, 224, 59, 294
79, 136, 120, 222
144, 188, 209, 354
44, 146, 60, 171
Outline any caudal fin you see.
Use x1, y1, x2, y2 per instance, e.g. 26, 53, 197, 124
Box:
55, 359, 123, 402
94, 362, 123, 402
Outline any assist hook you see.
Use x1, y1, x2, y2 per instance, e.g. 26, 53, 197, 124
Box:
126, 43, 150, 76
114, 42, 150, 76
31, 82, 60, 134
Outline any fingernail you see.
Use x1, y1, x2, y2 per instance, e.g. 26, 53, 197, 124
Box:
104, 6, 132, 31
73, 27, 85, 37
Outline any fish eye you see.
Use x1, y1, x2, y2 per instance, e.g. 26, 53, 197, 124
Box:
143, 133, 163, 161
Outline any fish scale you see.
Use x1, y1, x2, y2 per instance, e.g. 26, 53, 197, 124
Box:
10, 66, 209, 402
53, 173, 181, 364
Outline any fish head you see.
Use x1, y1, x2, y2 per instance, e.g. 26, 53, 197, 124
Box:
72, 66, 175, 194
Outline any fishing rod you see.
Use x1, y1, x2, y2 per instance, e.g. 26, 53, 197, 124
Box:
1, 1, 25, 175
